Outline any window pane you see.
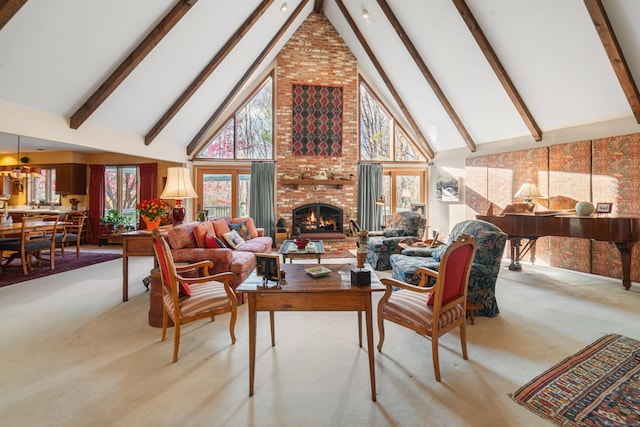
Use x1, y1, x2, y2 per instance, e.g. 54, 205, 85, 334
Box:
238, 174, 251, 217
202, 174, 232, 218
359, 83, 391, 161
104, 167, 118, 214
395, 128, 425, 161
121, 166, 137, 215
236, 81, 273, 159
395, 175, 421, 212
197, 120, 234, 159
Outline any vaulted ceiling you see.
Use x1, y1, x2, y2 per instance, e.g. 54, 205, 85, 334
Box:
1, 0, 639, 162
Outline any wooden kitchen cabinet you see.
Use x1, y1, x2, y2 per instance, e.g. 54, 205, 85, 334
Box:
56, 164, 87, 195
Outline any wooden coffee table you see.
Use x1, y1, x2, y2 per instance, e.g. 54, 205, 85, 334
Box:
279, 239, 325, 263
236, 263, 384, 401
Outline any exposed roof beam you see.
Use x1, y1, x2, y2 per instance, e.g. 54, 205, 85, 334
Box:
335, 0, 434, 159
313, 0, 324, 14
145, 0, 274, 145
0, 0, 27, 31
452, 0, 542, 142
187, 0, 310, 155
377, 0, 476, 153
69, 0, 197, 130
584, 0, 640, 123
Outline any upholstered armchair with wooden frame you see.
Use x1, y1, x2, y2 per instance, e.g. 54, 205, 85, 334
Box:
377, 234, 477, 382
151, 229, 238, 363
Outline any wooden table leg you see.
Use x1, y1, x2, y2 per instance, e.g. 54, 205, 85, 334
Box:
357, 311, 362, 348
364, 297, 376, 401
248, 294, 256, 396
122, 254, 129, 302
270, 311, 275, 346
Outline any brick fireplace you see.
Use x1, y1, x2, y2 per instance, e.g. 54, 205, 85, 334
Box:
274, 13, 359, 236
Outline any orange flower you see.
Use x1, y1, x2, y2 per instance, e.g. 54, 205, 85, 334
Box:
137, 198, 167, 220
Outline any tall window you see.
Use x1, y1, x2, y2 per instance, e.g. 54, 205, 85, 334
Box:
196, 75, 273, 160
104, 166, 137, 223
195, 167, 251, 219
359, 81, 425, 162
30, 169, 60, 204
380, 170, 426, 216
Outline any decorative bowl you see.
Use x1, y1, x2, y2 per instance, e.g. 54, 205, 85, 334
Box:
293, 238, 310, 249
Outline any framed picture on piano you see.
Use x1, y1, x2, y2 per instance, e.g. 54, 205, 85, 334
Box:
596, 202, 612, 214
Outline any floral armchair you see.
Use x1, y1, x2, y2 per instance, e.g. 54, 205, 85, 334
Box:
389, 219, 507, 317
365, 211, 426, 271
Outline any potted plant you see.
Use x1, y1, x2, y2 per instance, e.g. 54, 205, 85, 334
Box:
99, 209, 123, 234
137, 198, 167, 230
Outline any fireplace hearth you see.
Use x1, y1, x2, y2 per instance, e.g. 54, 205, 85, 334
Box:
293, 203, 343, 234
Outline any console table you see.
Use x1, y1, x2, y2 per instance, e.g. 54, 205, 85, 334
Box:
121, 230, 157, 302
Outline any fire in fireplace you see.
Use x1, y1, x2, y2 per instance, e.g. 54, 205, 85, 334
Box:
293, 203, 343, 234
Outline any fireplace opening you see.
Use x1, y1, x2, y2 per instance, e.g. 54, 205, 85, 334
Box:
293, 203, 343, 234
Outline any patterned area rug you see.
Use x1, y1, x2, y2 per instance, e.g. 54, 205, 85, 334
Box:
512, 334, 640, 426
0, 251, 122, 288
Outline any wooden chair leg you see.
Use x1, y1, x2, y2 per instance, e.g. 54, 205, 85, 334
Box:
432, 335, 441, 382
269, 311, 275, 346
466, 298, 478, 325
172, 323, 181, 363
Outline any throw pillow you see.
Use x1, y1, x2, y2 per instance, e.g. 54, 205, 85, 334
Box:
212, 218, 231, 240
193, 222, 215, 248
229, 221, 251, 240
178, 281, 192, 297
223, 230, 245, 249
204, 232, 222, 248
231, 217, 258, 238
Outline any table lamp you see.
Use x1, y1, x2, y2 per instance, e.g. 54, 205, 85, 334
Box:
160, 167, 198, 224
514, 182, 542, 212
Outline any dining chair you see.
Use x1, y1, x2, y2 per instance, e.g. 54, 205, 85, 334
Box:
0, 215, 59, 275
377, 234, 477, 382
57, 211, 86, 257
151, 229, 238, 363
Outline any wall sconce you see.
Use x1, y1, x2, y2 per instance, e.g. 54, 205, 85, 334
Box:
160, 167, 198, 224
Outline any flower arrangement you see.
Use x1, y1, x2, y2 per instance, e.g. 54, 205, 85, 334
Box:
137, 198, 167, 221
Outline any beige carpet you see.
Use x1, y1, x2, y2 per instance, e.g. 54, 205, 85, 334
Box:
0, 249, 639, 426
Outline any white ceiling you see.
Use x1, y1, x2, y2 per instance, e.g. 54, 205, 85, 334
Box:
0, 0, 639, 159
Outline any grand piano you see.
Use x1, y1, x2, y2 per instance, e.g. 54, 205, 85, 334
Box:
476, 214, 640, 290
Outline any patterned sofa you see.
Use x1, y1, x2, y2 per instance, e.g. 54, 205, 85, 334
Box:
365, 211, 426, 271
165, 217, 272, 296
389, 219, 507, 317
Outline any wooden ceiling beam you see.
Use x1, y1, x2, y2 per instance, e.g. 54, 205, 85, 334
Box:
145, 0, 274, 145
186, 0, 309, 155
452, 0, 542, 142
377, 0, 476, 153
584, 0, 640, 123
335, 0, 434, 159
69, 0, 197, 130
313, 0, 324, 15
0, 0, 27, 31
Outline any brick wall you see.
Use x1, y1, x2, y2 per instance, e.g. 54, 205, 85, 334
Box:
275, 13, 358, 234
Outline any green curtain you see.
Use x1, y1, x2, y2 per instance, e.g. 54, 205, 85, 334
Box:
249, 161, 275, 242
357, 163, 383, 231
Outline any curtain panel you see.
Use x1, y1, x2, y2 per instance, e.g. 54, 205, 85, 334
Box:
357, 163, 383, 231
249, 162, 275, 243
88, 164, 105, 244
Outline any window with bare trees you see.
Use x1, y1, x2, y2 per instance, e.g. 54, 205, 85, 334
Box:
196, 75, 273, 160
104, 166, 138, 224
359, 80, 424, 162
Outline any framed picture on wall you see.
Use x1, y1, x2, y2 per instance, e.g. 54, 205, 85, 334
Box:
596, 202, 613, 214
436, 176, 461, 202
410, 203, 426, 217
